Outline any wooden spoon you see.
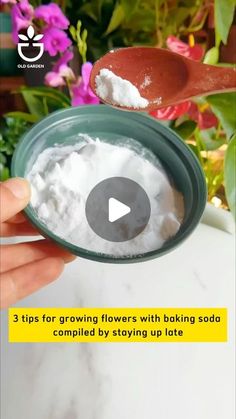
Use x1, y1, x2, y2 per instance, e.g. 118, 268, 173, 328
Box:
90, 47, 236, 111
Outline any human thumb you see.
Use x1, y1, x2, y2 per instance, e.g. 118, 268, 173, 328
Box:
0, 178, 31, 223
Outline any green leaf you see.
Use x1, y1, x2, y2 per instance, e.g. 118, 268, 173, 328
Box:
168, 7, 195, 31
173, 120, 197, 140
214, 0, 235, 45
4, 112, 39, 123
121, 0, 139, 18
0, 166, 10, 181
203, 47, 219, 65
186, 143, 201, 161
21, 91, 46, 118
200, 128, 225, 151
207, 93, 236, 139
19, 87, 70, 108
104, 3, 125, 35
224, 134, 236, 219
0, 151, 6, 165
16, 87, 70, 118
79, 0, 106, 22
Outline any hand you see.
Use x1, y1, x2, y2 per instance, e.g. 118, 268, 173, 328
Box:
0, 178, 76, 309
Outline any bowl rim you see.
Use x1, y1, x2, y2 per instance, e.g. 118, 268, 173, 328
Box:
11, 105, 207, 264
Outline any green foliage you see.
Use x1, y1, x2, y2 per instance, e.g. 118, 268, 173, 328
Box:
19, 86, 70, 117
224, 134, 236, 219
121, 0, 139, 17
67, 0, 235, 62
0, 152, 10, 181
104, 3, 125, 35
172, 120, 197, 140
214, 0, 235, 46
0, 117, 31, 156
21, 91, 46, 118
70, 20, 88, 63
67, 0, 206, 61
172, 114, 230, 204
203, 47, 219, 65
78, 0, 104, 22
199, 128, 226, 151
207, 93, 236, 140
0, 87, 70, 180
5, 112, 39, 123
0, 117, 32, 180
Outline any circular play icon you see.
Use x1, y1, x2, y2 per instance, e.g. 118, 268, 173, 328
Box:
85, 177, 151, 242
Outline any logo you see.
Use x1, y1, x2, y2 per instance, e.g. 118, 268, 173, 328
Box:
18, 25, 44, 63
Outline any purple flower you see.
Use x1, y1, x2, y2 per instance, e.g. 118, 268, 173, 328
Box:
45, 50, 74, 87
34, 3, 69, 29
53, 50, 73, 72
11, 0, 34, 43
71, 62, 99, 106
43, 27, 72, 56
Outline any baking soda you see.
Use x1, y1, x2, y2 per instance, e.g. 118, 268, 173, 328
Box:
27, 135, 184, 257
140, 75, 151, 89
95, 69, 149, 109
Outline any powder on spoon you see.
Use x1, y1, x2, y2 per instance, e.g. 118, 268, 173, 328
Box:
27, 136, 184, 257
95, 68, 149, 109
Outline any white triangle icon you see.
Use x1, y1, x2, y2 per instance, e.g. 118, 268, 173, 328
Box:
108, 198, 131, 223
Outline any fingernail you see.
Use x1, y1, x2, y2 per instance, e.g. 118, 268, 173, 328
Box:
4, 178, 30, 200
65, 254, 77, 263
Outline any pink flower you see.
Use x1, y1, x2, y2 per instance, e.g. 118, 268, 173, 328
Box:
166, 35, 204, 61
71, 62, 99, 106
11, 0, 34, 43
35, 3, 69, 29
45, 50, 74, 87
198, 111, 218, 129
0, 0, 17, 4
53, 50, 73, 73
188, 103, 218, 130
150, 101, 191, 120
149, 35, 218, 129
43, 27, 72, 56
45, 72, 64, 87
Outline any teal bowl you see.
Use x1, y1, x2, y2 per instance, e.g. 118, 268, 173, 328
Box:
11, 105, 207, 263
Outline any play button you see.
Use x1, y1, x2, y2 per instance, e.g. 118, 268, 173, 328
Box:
108, 198, 131, 222
85, 177, 151, 242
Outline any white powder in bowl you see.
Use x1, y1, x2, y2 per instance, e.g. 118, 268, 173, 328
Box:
95, 68, 149, 109
27, 135, 184, 257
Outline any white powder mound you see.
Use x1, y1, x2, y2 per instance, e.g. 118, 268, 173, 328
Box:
95, 68, 149, 109
27, 136, 184, 257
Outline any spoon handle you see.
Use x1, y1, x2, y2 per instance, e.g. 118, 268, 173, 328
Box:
184, 62, 236, 99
